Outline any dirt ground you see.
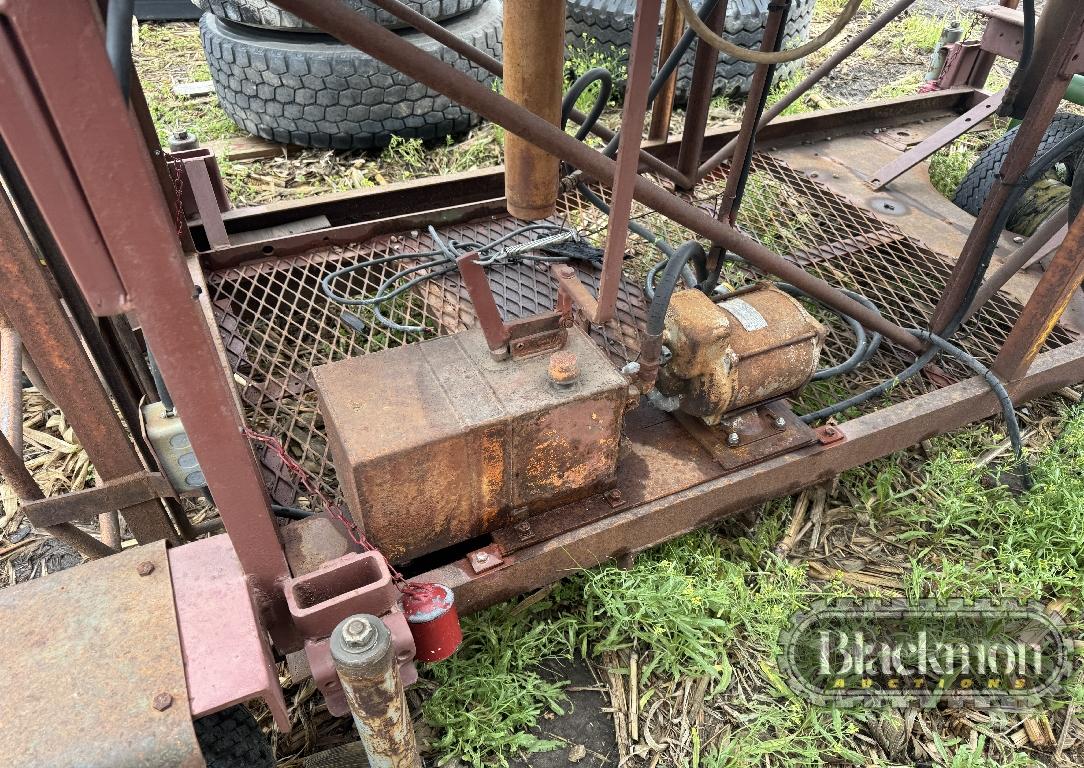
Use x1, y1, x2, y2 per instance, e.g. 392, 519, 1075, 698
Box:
2, 2, 1083, 767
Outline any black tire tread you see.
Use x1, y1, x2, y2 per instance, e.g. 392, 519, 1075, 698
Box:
194, 705, 275, 768
952, 111, 1084, 217
200, 2, 502, 150
195, 0, 489, 31
565, 0, 816, 102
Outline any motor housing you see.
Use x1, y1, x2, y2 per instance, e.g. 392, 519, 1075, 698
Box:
655, 284, 826, 425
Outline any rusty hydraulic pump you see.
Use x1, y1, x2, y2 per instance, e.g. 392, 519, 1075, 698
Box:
653, 284, 826, 425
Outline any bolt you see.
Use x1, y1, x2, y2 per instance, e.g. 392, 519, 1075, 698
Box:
152, 692, 173, 711
340, 617, 378, 653
137, 561, 155, 576
548, 350, 580, 386
774, 416, 787, 429
475, 551, 490, 563
824, 426, 837, 437
557, 265, 576, 279
1013, 236, 1025, 244
174, 130, 190, 140
727, 432, 740, 447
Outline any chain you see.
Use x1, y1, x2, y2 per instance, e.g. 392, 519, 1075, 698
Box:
243, 428, 438, 598
167, 157, 187, 237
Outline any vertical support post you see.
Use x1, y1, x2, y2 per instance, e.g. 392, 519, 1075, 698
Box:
0, 0, 296, 649
993, 212, 1084, 381
714, 0, 790, 224
648, 0, 684, 142
502, 0, 566, 221
331, 615, 422, 768
675, 0, 727, 189
597, 0, 663, 323
930, 2, 1084, 332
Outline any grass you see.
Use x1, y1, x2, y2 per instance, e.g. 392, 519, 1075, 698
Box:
419, 407, 1084, 766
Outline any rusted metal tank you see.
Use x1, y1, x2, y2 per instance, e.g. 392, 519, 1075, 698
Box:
314, 326, 627, 563
655, 284, 826, 425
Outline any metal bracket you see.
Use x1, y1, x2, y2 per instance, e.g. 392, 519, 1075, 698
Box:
22, 471, 174, 528
167, 148, 232, 249
456, 251, 567, 359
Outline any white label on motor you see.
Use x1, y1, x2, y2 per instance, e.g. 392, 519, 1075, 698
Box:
720, 298, 767, 331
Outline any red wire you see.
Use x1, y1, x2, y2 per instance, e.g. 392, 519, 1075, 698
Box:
243, 428, 438, 597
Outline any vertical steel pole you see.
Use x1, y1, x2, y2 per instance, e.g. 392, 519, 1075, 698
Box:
675, 0, 727, 189
993, 212, 1084, 380
331, 615, 422, 768
597, 0, 663, 323
714, 0, 789, 224
502, 0, 566, 220
648, 0, 685, 142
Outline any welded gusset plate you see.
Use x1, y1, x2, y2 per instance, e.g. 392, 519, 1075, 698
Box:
0, 542, 203, 768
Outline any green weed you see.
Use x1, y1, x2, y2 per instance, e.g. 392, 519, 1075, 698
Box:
565, 33, 627, 117
890, 13, 955, 57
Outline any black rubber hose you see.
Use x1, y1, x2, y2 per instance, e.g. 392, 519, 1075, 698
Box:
271, 504, 315, 520
561, 68, 613, 142
106, 0, 136, 100
146, 349, 176, 414
647, 241, 705, 336
1020, 0, 1035, 76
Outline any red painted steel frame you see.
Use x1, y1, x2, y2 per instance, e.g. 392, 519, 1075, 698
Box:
0, 0, 297, 649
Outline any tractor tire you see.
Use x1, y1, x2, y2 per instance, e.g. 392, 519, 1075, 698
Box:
953, 111, 1084, 233
200, 1, 502, 150
194, 0, 490, 31
565, 0, 816, 103
194, 705, 275, 768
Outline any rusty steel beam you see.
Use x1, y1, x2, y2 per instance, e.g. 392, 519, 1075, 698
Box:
0, 187, 178, 547
930, 1, 1084, 332
502, 0, 565, 220
0, 1, 296, 649
414, 337, 1084, 613
271, 0, 925, 353
648, 0, 684, 142
993, 210, 1084, 380
597, 0, 662, 323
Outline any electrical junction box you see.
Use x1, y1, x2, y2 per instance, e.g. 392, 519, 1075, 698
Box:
313, 326, 627, 563
141, 402, 206, 494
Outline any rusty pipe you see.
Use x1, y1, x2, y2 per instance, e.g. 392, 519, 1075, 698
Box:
271, 0, 925, 352
503, 0, 566, 220
363, 0, 684, 185
331, 615, 422, 768
697, 0, 919, 178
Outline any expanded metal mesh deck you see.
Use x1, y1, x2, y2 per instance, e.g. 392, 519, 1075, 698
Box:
208, 154, 1076, 504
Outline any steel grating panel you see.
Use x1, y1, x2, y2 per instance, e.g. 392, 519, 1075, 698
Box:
208, 154, 1076, 504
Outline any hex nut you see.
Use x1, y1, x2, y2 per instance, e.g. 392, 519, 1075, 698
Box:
137, 561, 156, 577
152, 692, 173, 711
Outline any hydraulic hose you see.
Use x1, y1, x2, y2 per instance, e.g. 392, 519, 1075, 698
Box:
674, 0, 864, 64
106, 0, 136, 100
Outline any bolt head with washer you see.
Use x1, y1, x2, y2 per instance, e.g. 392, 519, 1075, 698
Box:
727, 432, 740, 447
340, 616, 378, 653
548, 350, 580, 386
